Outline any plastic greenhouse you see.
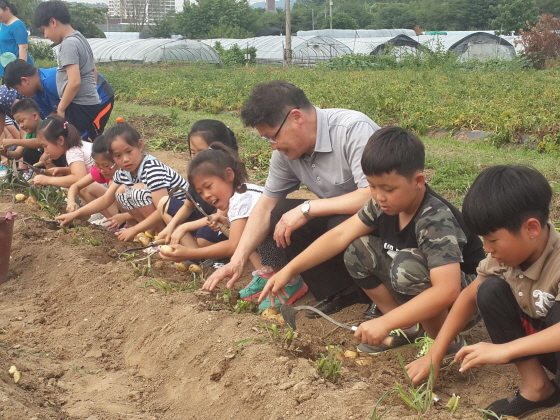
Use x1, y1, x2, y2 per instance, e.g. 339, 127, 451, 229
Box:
335, 35, 422, 57
416, 32, 516, 61
83, 38, 222, 64
297, 29, 417, 38
202, 36, 352, 65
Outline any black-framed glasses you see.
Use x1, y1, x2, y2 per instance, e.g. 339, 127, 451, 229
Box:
261, 107, 300, 144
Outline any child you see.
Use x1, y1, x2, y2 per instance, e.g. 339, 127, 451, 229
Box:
157, 119, 238, 247
406, 165, 560, 418
259, 126, 484, 351
65, 135, 118, 219
32, 1, 110, 139
4, 60, 114, 140
159, 142, 307, 310
56, 122, 189, 243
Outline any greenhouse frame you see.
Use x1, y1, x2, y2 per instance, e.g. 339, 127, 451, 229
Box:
296, 29, 417, 38
335, 35, 422, 57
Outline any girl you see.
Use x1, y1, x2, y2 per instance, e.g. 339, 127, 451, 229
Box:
65, 135, 119, 220
56, 122, 189, 242
32, 117, 105, 209
159, 142, 308, 310
157, 119, 238, 247
0, 0, 34, 78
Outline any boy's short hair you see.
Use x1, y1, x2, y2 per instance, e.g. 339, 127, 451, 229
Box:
33, 0, 71, 27
12, 98, 40, 116
462, 165, 552, 236
3, 59, 37, 88
361, 126, 425, 178
240, 80, 312, 127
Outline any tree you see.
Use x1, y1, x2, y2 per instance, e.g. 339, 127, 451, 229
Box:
68, 4, 107, 38
330, 12, 358, 29
490, 0, 539, 35
519, 14, 560, 68
370, 3, 417, 29
149, 11, 178, 38
11, 0, 40, 28
536, 0, 560, 18
175, 0, 259, 39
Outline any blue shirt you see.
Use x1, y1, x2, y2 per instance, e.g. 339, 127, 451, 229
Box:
0, 19, 34, 77
33, 67, 114, 118
0, 84, 25, 116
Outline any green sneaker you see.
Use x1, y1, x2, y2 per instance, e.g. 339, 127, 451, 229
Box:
357, 324, 425, 355
239, 275, 267, 300
414, 334, 466, 361
258, 277, 308, 311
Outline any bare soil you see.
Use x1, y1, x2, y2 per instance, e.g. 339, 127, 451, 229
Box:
1, 151, 560, 420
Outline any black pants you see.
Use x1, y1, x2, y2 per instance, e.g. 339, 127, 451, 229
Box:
477, 276, 560, 382
270, 198, 368, 302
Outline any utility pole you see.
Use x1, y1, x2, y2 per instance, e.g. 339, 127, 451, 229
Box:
311, 8, 314, 30
285, 0, 292, 65
329, 0, 333, 29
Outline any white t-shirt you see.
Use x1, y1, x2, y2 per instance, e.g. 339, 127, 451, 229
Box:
66, 140, 94, 171
228, 183, 263, 222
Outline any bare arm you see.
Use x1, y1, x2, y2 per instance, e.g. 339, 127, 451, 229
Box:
67, 173, 95, 211
57, 64, 81, 117
117, 188, 169, 241
56, 181, 119, 225
18, 44, 28, 61
33, 160, 88, 188
3, 136, 41, 149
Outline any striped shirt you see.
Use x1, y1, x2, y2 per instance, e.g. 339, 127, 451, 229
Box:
112, 154, 188, 200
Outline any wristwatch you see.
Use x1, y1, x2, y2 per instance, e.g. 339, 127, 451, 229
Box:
301, 200, 313, 221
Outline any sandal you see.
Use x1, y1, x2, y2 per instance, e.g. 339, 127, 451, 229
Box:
484, 382, 560, 418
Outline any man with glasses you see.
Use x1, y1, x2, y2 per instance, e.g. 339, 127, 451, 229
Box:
204, 80, 381, 318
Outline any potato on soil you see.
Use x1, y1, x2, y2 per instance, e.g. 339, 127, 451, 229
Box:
159, 245, 174, 253
344, 350, 359, 359
174, 262, 188, 272
261, 307, 279, 319
188, 264, 202, 273
26, 196, 38, 205
134, 233, 151, 246
154, 260, 165, 270
15, 194, 26, 202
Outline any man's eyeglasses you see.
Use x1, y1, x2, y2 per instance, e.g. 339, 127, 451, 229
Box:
261, 107, 300, 144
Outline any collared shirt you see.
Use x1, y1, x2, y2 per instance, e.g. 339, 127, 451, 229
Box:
263, 107, 379, 198
477, 223, 560, 319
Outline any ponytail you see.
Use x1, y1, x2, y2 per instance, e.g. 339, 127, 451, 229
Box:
188, 142, 247, 193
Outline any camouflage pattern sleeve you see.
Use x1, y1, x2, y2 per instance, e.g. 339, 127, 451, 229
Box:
357, 198, 382, 229
414, 195, 467, 271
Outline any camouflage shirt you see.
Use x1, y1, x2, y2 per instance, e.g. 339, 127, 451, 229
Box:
357, 186, 484, 274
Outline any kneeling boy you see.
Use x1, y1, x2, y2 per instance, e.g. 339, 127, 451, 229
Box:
260, 126, 484, 356
407, 165, 560, 418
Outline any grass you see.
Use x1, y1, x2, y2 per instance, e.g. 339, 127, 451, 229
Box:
315, 345, 343, 382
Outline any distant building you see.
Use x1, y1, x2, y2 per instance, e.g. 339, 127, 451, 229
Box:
107, 0, 179, 22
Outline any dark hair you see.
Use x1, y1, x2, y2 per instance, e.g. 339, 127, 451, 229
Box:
12, 98, 40, 116
361, 126, 425, 178
462, 165, 552, 236
188, 119, 238, 152
37, 116, 82, 150
91, 135, 113, 160
4, 59, 37, 88
33, 0, 71, 27
188, 142, 248, 194
240, 80, 313, 127
0, 1, 17, 15
103, 122, 142, 152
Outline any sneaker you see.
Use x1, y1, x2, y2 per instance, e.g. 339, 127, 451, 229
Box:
414, 334, 466, 360
239, 275, 267, 300
363, 302, 383, 320
484, 381, 560, 419
258, 277, 308, 311
357, 324, 425, 355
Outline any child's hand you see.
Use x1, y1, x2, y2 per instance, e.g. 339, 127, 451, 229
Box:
455, 342, 512, 373
66, 202, 79, 213
258, 270, 291, 304
103, 213, 129, 231
207, 215, 229, 232
32, 174, 50, 186
157, 226, 173, 244
2, 138, 15, 148
170, 227, 187, 245
117, 227, 139, 242
159, 244, 190, 262
51, 167, 64, 176
354, 318, 392, 346
405, 354, 441, 387
55, 212, 76, 226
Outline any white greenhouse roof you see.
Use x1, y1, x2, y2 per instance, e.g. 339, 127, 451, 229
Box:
84, 38, 221, 64
297, 29, 417, 38
415, 32, 516, 60
202, 36, 352, 64
335, 35, 421, 55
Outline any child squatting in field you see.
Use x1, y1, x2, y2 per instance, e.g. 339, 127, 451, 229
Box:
406, 165, 560, 419
260, 126, 485, 356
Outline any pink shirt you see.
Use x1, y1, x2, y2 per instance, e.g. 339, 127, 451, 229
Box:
90, 166, 111, 184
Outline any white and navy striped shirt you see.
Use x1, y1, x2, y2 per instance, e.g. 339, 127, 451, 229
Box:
112, 154, 188, 200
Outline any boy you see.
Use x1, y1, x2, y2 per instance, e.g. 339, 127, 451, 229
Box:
3, 60, 114, 141
259, 126, 484, 355
407, 165, 560, 418
32, 1, 109, 140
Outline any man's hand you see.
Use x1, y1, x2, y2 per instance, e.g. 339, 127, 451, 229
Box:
273, 205, 308, 248
455, 342, 512, 373
354, 318, 392, 346
203, 260, 245, 291
159, 244, 191, 262
405, 353, 441, 387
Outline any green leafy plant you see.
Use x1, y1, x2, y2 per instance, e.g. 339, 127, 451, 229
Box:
393, 353, 435, 414
233, 338, 255, 355
477, 408, 509, 420
88, 237, 101, 246
258, 322, 279, 339
143, 279, 173, 293
315, 345, 343, 382
283, 325, 296, 348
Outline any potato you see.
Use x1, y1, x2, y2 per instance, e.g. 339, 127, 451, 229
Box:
355, 357, 373, 366
261, 307, 279, 319
153, 260, 165, 270
188, 264, 202, 273
159, 245, 174, 253
26, 196, 38, 206
344, 350, 359, 359
174, 262, 188, 272
15, 194, 26, 202
8, 365, 17, 374
136, 233, 151, 246
13, 370, 21, 383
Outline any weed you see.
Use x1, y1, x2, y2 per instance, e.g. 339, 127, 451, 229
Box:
233, 300, 253, 313
180, 272, 200, 292
258, 322, 279, 339
70, 365, 101, 375
143, 279, 173, 293
121, 252, 139, 260
88, 237, 101, 246
477, 408, 509, 420
315, 345, 343, 382
283, 325, 296, 348
370, 388, 395, 420
446, 394, 460, 413
233, 338, 255, 355
393, 353, 435, 414
216, 289, 233, 310
132, 261, 156, 278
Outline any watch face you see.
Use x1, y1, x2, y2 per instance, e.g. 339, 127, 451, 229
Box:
302, 203, 310, 212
